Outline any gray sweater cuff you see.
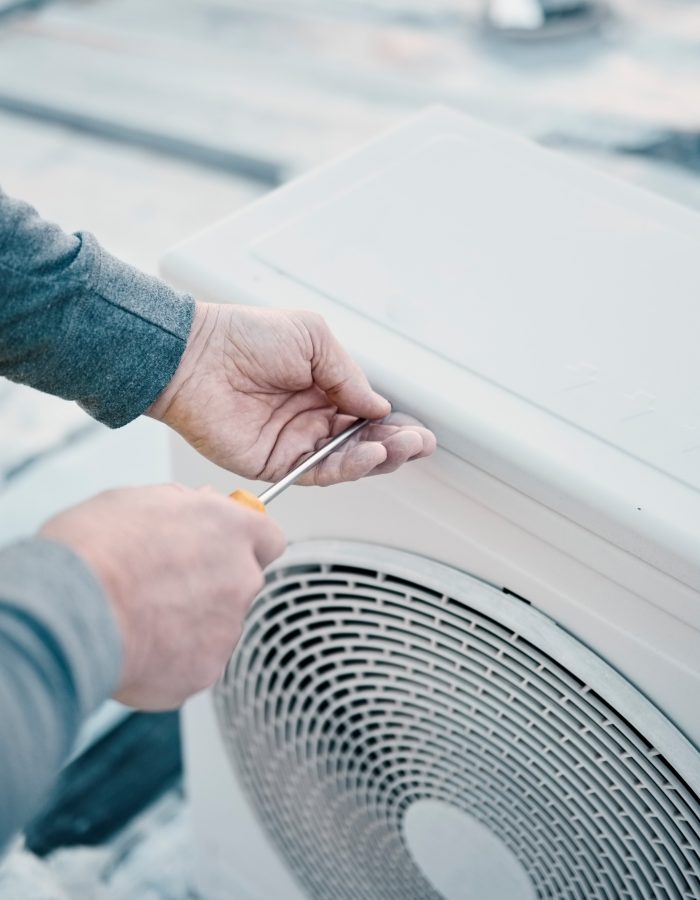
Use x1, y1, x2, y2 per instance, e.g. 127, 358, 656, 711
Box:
60, 234, 195, 428
0, 188, 195, 428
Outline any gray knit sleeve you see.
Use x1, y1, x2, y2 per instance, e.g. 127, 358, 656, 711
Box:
0, 188, 195, 427
0, 538, 122, 854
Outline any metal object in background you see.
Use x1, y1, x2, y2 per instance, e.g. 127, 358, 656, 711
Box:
483, 0, 606, 39
0, 93, 284, 187
24, 712, 182, 855
0, 0, 52, 21
546, 127, 700, 177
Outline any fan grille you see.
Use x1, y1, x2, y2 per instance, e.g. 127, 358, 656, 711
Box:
215, 544, 700, 900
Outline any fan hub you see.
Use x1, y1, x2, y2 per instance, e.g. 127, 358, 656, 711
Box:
403, 798, 537, 900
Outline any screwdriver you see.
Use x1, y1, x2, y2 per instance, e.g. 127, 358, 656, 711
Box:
230, 418, 370, 513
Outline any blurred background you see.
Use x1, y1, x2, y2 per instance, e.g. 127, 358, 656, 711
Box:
1, 0, 699, 896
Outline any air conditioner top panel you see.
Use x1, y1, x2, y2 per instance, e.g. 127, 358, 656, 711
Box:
162, 107, 700, 584
253, 133, 700, 490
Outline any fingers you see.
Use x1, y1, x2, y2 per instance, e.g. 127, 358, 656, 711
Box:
309, 440, 388, 486
296, 412, 436, 486
213, 491, 287, 567
303, 313, 391, 420
379, 412, 437, 448
367, 429, 425, 476
353, 416, 435, 477
362, 421, 436, 461
248, 513, 287, 568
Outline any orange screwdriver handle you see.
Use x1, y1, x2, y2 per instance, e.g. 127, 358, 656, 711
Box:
229, 489, 266, 514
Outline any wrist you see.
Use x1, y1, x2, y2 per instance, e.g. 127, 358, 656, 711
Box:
147, 301, 218, 423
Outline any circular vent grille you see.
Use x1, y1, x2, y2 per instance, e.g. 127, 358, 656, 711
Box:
215, 542, 700, 900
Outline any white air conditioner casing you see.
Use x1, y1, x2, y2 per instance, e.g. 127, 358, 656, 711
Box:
162, 108, 700, 900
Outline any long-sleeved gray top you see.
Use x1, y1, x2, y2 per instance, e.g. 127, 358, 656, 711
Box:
0, 187, 195, 853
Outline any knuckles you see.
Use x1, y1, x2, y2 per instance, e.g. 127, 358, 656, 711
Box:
295, 308, 327, 338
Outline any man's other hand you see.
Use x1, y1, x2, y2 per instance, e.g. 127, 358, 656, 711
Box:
41, 485, 286, 709
148, 304, 436, 485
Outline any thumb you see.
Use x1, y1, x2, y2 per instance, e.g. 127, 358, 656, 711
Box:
306, 314, 391, 419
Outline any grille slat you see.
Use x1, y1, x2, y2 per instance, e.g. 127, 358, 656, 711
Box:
216, 545, 700, 900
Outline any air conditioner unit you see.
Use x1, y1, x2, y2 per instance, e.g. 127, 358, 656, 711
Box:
161, 107, 700, 900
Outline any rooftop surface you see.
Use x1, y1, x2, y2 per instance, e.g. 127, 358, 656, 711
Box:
0, 1, 698, 896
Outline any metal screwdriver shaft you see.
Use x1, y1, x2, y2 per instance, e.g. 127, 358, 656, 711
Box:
258, 417, 369, 505
230, 418, 370, 512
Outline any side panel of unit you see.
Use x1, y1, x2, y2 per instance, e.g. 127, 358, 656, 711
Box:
172, 434, 700, 753
183, 692, 305, 900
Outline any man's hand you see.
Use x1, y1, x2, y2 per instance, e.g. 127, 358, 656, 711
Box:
148, 304, 436, 485
41, 485, 286, 709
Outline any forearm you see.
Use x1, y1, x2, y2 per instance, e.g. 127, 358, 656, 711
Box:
0, 188, 195, 427
0, 539, 121, 853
